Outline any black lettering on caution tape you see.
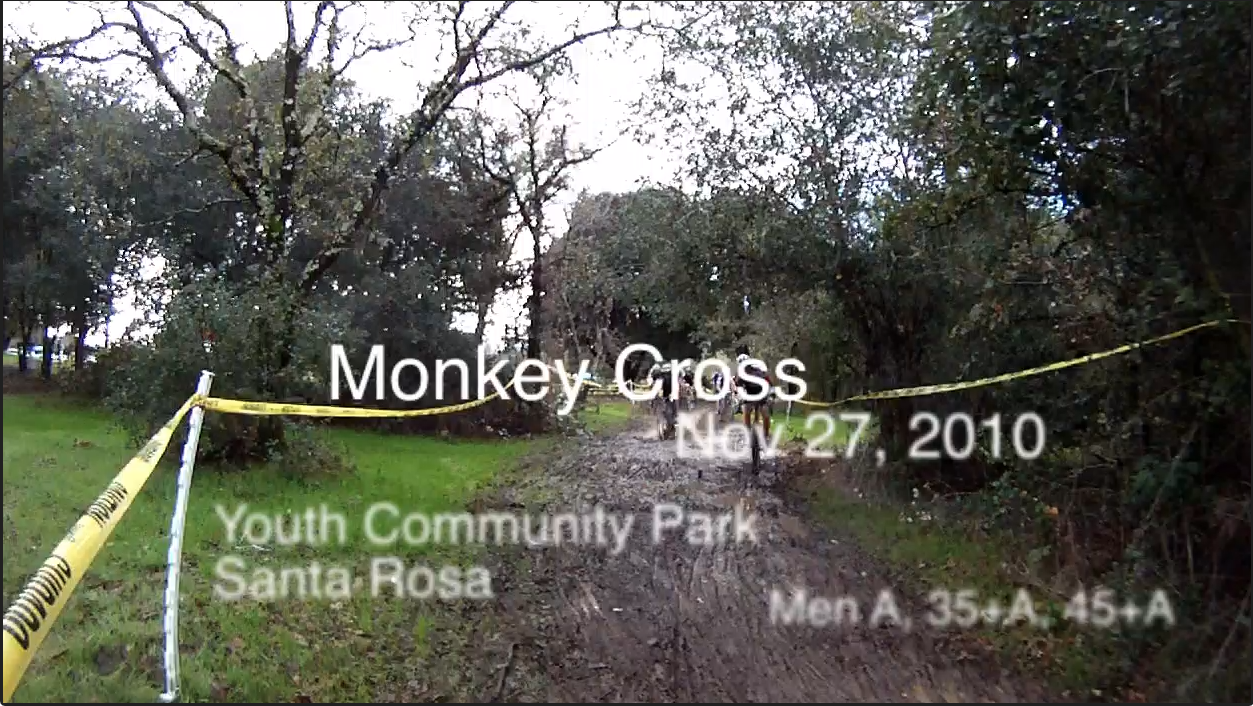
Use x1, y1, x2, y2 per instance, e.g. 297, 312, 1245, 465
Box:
2, 555, 72, 650
85, 481, 129, 529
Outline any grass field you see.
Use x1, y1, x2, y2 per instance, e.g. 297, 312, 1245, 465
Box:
794, 473, 1143, 694
2, 393, 544, 703
790, 451, 1175, 696
579, 398, 635, 433
2, 353, 73, 370
773, 411, 851, 449
769, 405, 877, 453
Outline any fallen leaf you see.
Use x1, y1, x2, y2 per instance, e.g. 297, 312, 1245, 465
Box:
210, 680, 230, 701
94, 644, 128, 676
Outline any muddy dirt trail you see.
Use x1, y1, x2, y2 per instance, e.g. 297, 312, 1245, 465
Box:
464, 409, 1059, 703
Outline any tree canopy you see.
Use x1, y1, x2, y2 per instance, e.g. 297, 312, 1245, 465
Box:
4, 2, 1248, 696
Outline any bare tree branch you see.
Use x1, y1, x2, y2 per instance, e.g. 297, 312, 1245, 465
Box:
133, 197, 244, 228
1, 4, 126, 93
11, 0, 646, 301
132, 1, 272, 232
298, 0, 643, 293
119, 1, 264, 214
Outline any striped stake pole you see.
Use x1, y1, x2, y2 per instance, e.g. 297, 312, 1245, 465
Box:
158, 370, 215, 703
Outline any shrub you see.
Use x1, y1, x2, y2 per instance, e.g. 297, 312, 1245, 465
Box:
105, 277, 360, 467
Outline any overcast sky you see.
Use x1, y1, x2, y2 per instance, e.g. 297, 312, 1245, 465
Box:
4, 1, 688, 349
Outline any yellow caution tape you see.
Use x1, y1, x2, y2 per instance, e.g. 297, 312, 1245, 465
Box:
201, 378, 518, 417
2, 395, 199, 703
793, 318, 1245, 408
9, 321, 1235, 700
203, 377, 643, 415
542, 364, 653, 397
542, 362, 616, 390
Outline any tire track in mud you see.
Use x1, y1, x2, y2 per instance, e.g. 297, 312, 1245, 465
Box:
471, 409, 1059, 703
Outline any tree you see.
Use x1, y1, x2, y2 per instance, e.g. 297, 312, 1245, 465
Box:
476, 68, 602, 359
7, 0, 662, 454
17, 0, 652, 375
2, 63, 152, 377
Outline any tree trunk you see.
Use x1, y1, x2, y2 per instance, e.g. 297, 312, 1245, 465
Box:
74, 326, 88, 370
258, 295, 299, 452
528, 229, 543, 359
40, 325, 54, 380
17, 327, 32, 373
474, 298, 491, 347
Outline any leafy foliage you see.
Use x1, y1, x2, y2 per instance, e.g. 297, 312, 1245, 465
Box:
4, 1, 652, 461
4, 1, 1248, 696
542, 1, 1250, 696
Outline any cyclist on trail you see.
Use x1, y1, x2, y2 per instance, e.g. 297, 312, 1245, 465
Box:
648, 362, 676, 408
712, 365, 735, 419
679, 359, 697, 407
651, 361, 678, 435
646, 363, 663, 401
735, 350, 773, 441
652, 362, 675, 400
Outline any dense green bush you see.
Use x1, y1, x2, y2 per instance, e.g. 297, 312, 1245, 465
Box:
102, 276, 551, 468
104, 277, 361, 466
56, 343, 136, 400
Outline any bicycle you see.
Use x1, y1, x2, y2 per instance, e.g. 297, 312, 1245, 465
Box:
683, 382, 698, 411
657, 395, 678, 441
717, 385, 736, 423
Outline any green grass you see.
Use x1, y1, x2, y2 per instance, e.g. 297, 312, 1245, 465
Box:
774, 413, 1129, 689
578, 398, 635, 433
799, 481, 1015, 595
2, 394, 540, 703
793, 469, 1164, 698
772, 407, 877, 452
774, 413, 848, 449
3, 353, 72, 370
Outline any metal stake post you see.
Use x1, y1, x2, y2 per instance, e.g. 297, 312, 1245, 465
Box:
158, 370, 214, 703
